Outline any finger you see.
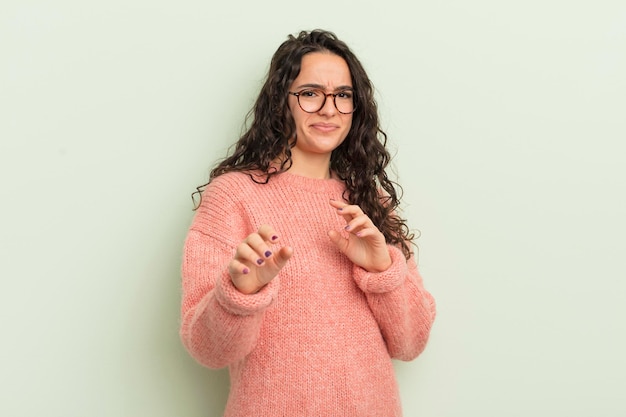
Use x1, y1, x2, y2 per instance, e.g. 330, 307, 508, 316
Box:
329, 199, 352, 223
257, 224, 280, 243
330, 200, 366, 224
273, 246, 294, 269
246, 233, 276, 260
228, 258, 251, 278
343, 214, 372, 234
330, 199, 362, 215
328, 229, 349, 253
352, 227, 377, 238
235, 241, 266, 266
329, 199, 348, 210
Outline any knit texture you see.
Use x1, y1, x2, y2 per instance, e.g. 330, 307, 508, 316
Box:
180, 171, 436, 417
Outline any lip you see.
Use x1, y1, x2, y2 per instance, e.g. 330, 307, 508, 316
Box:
311, 123, 338, 133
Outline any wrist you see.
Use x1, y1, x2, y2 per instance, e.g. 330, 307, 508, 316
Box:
366, 256, 392, 273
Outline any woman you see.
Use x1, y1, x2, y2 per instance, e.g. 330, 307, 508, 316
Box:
180, 29, 436, 417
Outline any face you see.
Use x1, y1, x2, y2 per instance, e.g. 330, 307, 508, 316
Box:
287, 52, 353, 162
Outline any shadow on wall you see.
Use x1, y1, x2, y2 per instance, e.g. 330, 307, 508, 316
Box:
162, 227, 230, 416
126, 216, 230, 416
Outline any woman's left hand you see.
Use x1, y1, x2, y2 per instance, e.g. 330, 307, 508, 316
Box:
328, 199, 392, 273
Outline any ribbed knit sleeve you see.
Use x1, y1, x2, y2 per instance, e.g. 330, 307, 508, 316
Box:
179, 175, 278, 369
353, 245, 437, 361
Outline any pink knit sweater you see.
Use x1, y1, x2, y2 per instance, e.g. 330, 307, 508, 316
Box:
180, 171, 436, 417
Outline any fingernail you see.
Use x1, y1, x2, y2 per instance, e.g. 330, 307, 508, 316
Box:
242, 268, 250, 274
271, 235, 278, 241
344, 225, 350, 231
264, 250, 272, 258
256, 259, 264, 265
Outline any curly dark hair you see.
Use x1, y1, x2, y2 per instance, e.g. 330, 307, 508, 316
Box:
193, 29, 415, 259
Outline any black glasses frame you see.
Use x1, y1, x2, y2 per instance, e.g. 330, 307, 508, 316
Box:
288, 89, 356, 114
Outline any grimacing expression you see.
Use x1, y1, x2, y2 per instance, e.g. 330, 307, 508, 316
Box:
287, 52, 353, 161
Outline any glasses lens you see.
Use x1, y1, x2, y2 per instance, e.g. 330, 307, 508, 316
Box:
297, 89, 354, 114
334, 90, 354, 114
298, 90, 325, 112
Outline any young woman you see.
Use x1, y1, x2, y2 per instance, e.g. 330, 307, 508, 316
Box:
180, 29, 436, 417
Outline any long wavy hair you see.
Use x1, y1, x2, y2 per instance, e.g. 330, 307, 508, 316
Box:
193, 29, 415, 259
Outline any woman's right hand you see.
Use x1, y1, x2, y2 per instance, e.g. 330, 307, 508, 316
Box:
228, 224, 293, 294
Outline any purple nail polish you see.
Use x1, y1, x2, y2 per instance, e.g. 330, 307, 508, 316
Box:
271, 235, 278, 241
344, 225, 350, 231
256, 259, 264, 265
264, 250, 272, 258
242, 267, 250, 274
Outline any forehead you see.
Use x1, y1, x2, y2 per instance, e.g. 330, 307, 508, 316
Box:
293, 52, 352, 87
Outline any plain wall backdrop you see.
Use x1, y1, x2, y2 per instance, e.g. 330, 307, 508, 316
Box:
1, 0, 625, 416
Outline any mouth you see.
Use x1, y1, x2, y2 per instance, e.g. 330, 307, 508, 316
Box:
311, 123, 338, 133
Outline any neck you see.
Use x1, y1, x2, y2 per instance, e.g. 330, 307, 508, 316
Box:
287, 149, 332, 179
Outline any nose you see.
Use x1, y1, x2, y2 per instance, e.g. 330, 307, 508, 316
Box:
318, 93, 337, 115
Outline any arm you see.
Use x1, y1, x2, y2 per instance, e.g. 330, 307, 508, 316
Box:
352, 245, 436, 360
180, 229, 279, 369
327, 199, 436, 360
179, 179, 280, 369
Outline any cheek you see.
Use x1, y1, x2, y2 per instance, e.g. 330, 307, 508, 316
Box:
297, 112, 316, 131
288, 100, 300, 118
288, 100, 297, 116
343, 116, 353, 134
287, 107, 303, 135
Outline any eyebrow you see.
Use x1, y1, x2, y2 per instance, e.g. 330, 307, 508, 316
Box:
294, 83, 354, 91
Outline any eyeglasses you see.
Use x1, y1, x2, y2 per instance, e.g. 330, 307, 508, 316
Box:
288, 88, 356, 114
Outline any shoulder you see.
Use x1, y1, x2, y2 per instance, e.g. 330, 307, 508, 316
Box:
194, 172, 252, 216
197, 171, 276, 215
206, 171, 259, 195
191, 173, 257, 244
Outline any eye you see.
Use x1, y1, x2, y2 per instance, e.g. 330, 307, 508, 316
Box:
300, 89, 320, 97
337, 90, 353, 99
